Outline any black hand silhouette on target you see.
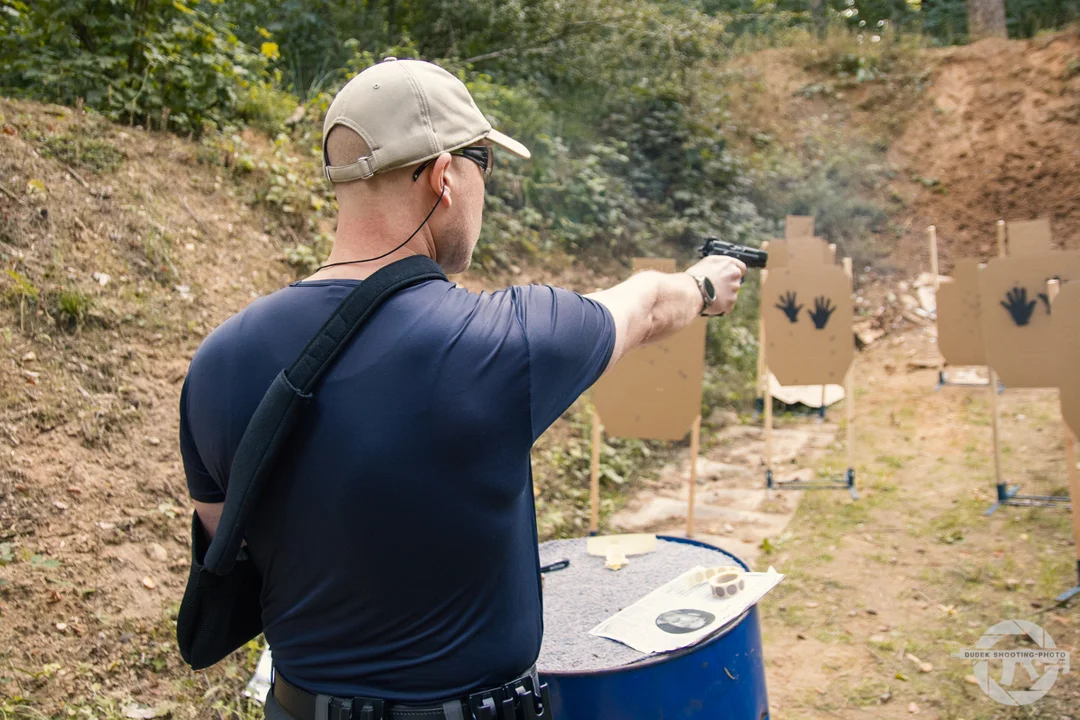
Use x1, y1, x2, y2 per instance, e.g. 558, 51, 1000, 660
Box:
1001, 286, 1037, 326
809, 297, 835, 329
776, 292, 802, 323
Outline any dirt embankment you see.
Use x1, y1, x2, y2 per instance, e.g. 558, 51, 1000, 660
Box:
724, 27, 1080, 276
889, 28, 1080, 271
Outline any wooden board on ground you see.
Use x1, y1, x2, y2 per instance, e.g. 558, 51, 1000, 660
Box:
1052, 282, 1080, 438
936, 259, 986, 366
592, 258, 707, 440
785, 215, 814, 240
767, 373, 845, 408
1007, 218, 1052, 256
762, 265, 854, 386
979, 251, 1080, 388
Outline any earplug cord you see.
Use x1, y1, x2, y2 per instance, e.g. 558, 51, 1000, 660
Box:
314, 183, 447, 272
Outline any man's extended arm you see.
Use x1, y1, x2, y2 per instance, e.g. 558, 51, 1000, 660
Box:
587, 255, 746, 371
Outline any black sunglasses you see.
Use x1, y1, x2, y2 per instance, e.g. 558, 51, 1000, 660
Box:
411, 145, 492, 182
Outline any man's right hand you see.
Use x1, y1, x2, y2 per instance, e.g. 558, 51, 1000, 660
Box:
686, 255, 747, 316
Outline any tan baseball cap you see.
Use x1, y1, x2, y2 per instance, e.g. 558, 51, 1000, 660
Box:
322, 57, 531, 183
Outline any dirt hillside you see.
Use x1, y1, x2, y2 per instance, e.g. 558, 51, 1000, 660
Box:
724, 26, 1080, 274
889, 29, 1080, 270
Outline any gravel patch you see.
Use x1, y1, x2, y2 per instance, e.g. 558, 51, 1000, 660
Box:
537, 537, 744, 673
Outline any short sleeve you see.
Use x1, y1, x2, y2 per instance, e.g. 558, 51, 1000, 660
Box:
512, 285, 616, 439
179, 377, 225, 503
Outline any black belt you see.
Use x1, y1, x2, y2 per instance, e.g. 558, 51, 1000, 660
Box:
272, 668, 552, 720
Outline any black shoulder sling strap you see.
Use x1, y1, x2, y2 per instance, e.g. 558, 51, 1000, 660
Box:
177, 256, 447, 670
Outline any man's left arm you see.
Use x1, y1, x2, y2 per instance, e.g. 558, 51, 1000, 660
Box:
180, 378, 225, 542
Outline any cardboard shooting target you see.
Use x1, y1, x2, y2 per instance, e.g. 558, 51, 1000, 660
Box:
1052, 282, 1080, 438
1007, 219, 1052, 256
766, 240, 789, 269
936, 259, 986, 366
765, 237, 831, 269
788, 237, 832, 266
979, 251, 1080, 388
785, 216, 815, 240
592, 258, 707, 440
762, 265, 854, 386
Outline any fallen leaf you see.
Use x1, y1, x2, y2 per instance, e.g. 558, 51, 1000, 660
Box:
26, 178, 46, 195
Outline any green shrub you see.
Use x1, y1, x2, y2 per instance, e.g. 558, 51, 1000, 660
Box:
0, 0, 295, 135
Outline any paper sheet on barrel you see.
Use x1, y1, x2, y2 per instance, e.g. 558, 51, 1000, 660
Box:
589, 566, 784, 655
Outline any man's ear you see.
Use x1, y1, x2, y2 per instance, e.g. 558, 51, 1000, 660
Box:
429, 152, 453, 208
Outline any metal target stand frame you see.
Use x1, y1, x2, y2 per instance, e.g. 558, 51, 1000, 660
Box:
978, 223, 1074, 516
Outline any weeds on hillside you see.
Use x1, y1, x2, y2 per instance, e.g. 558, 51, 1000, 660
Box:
38, 134, 124, 174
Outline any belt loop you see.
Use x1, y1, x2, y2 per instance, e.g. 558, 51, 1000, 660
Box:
442, 700, 466, 720
315, 694, 332, 720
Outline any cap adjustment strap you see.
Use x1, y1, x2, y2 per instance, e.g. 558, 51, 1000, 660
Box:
324, 156, 375, 184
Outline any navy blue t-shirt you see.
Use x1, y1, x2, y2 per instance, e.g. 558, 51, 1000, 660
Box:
179, 274, 615, 702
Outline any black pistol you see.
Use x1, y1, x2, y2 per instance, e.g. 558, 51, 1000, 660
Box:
699, 238, 768, 268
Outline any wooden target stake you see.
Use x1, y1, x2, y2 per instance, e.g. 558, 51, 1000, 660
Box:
687, 415, 702, 538
756, 242, 770, 401
843, 257, 855, 476
762, 268, 775, 490
988, 220, 1006, 494
929, 225, 944, 380
589, 408, 602, 535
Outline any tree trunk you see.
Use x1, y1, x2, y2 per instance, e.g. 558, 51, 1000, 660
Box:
809, 0, 827, 39
967, 0, 1008, 40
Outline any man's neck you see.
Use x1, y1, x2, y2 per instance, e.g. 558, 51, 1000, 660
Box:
305, 211, 437, 282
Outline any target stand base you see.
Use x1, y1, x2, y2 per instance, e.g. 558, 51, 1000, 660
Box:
1056, 562, 1080, 604
984, 483, 1071, 516
767, 468, 858, 500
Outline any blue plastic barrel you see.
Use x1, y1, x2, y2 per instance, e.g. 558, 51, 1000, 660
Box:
539, 536, 769, 720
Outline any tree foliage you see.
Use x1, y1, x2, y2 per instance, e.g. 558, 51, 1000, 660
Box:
0, 0, 289, 133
